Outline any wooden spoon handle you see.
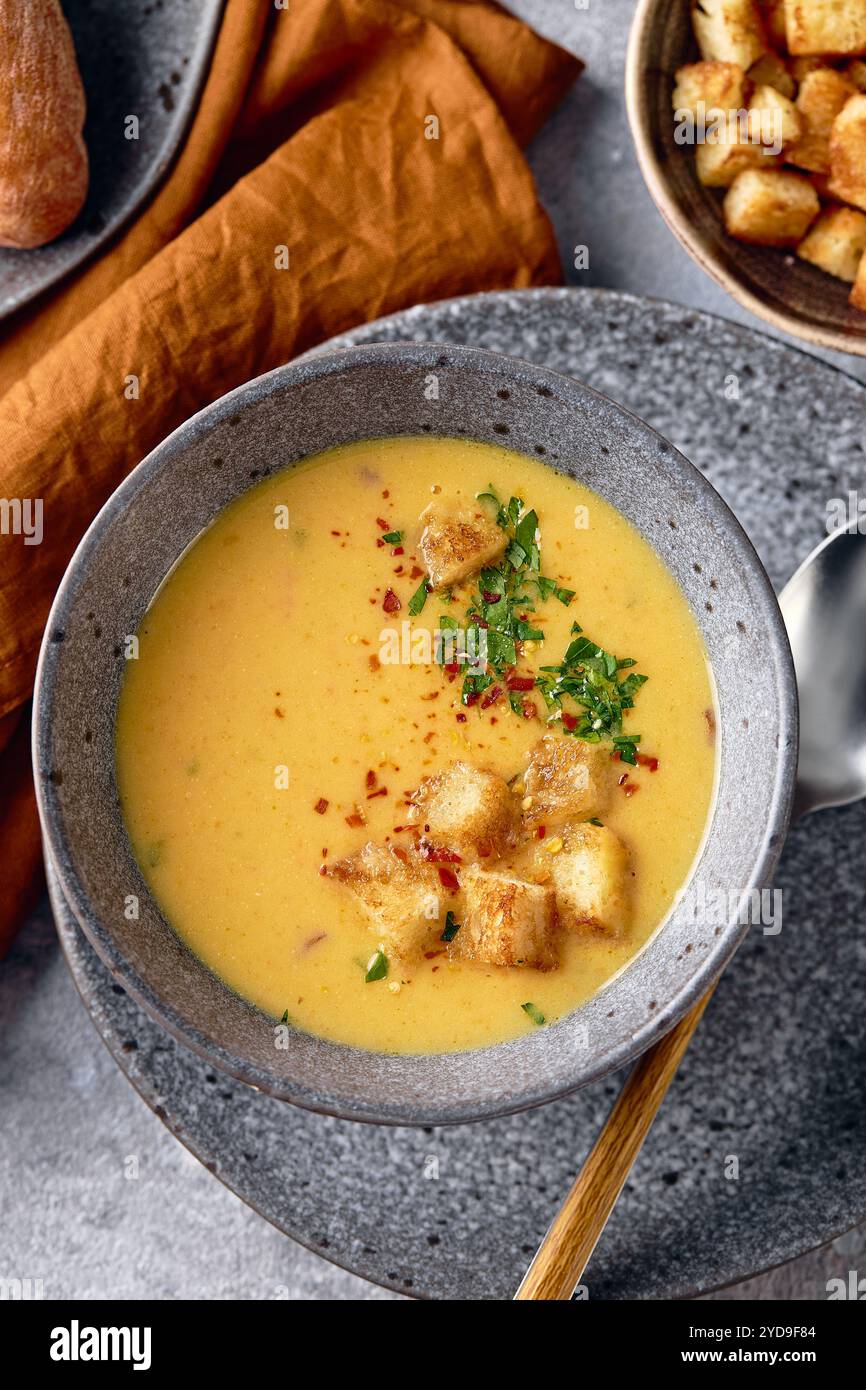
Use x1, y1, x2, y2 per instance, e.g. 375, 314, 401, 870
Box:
514, 988, 715, 1301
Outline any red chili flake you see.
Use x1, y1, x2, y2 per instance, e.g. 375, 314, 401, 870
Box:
637, 753, 659, 772
318, 864, 328, 876
392, 846, 409, 863
506, 674, 535, 691
393, 825, 404, 834
520, 699, 535, 720
618, 772, 628, 786
410, 565, 424, 579
424, 950, 446, 960
536, 825, 546, 840
392, 546, 404, 556
366, 786, 388, 800
463, 691, 480, 708
314, 798, 329, 815
345, 813, 365, 828
330, 530, 342, 537
369, 654, 381, 672
456, 712, 467, 723
275, 707, 285, 719
382, 490, 390, 499
376, 538, 385, 548
480, 685, 502, 710
444, 662, 460, 675
366, 770, 377, 789
561, 711, 578, 731
382, 588, 401, 613
321, 848, 328, 858
622, 780, 639, 797
376, 517, 389, 530
438, 866, 460, 892
419, 842, 462, 864
481, 589, 500, 604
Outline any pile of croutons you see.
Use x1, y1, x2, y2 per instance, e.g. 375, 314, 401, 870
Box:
327, 738, 630, 975
673, 0, 866, 310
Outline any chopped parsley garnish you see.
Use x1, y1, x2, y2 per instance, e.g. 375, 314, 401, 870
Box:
280, 1009, 290, 1024
382, 530, 403, 544
365, 949, 388, 983
521, 1002, 546, 1027
587, 817, 604, 827
408, 577, 429, 616
394, 485, 648, 756
535, 622, 647, 764
441, 911, 461, 942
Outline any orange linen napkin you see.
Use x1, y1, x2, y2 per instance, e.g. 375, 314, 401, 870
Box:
0, 0, 581, 955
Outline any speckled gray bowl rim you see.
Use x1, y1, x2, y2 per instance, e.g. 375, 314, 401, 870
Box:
33, 340, 798, 1126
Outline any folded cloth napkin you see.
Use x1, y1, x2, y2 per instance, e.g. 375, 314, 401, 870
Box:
0, 0, 581, 955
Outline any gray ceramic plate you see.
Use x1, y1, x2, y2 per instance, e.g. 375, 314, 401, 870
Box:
49, 289, 866, 1299
33, 334, 796, 1126
0, 0, 224, 320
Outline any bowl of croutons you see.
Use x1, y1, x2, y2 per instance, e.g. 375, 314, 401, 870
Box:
627, 0, 866, 353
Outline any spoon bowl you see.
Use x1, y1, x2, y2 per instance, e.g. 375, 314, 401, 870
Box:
780, 520, 866, 819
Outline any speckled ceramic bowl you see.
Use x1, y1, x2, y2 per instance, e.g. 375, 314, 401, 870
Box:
33, 342, 798, 1125
626, 0, 866, 356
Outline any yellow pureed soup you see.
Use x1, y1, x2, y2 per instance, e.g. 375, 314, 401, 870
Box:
116, 437, 717, 1054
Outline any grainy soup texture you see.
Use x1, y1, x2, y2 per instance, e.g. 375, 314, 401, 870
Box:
116, 437, 717, 1054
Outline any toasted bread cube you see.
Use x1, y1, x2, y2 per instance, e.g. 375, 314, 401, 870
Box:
747, 84, 804, 145
417, 499, 506, 590
542, 824, 630, 938
850, 245, 866, 306
785, 0, 866, 56
845, 57, 866, 89
693, 0, 768, 68
749, 49, 796, 97
408, 760, 519, 856
724, 167, 820, 242
673, 60, 749, 117
797, 203, 866, 277
327, 843, 443, 960
758, 0, 790, 46
810, 169, 834, 195
449, 865, 559, 970
828, 93, 866, 209
788, 67, 856, 172
788, 54, 828, 82
695, 117, 783, 184
523, 736, 615, 830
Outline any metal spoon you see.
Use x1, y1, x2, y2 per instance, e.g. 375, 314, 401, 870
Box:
516, 519, 866, 1300
780, 517, 866, 819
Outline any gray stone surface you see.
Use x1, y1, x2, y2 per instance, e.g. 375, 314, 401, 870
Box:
3, 1, 866, 1302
